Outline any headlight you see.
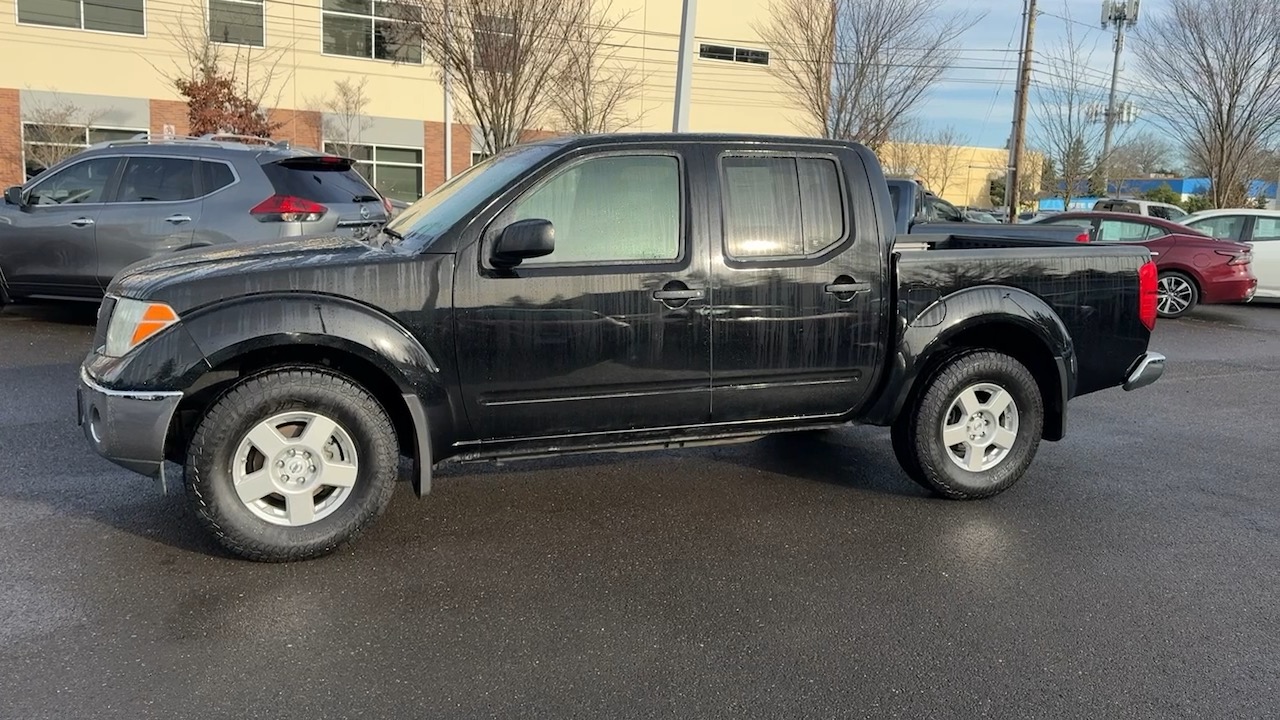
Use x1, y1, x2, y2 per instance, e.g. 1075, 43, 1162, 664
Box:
104, 298, 181, 357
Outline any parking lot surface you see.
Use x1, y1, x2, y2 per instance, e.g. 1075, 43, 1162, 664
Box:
1, 301, 1277, 719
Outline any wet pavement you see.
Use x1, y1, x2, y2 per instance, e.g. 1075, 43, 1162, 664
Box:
1, 301, 1277, 719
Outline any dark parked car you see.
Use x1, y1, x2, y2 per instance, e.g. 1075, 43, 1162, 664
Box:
77, 133, 1165, 561
1027, 211, 1256, 317
886, 178, 1088, 244
0, 134, 391, 305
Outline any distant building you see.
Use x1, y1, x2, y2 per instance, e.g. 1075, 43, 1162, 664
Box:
1038, 177, 1280, 211
877, 142, 1040, 210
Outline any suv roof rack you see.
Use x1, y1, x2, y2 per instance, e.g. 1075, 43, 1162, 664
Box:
97, 133, 292, 150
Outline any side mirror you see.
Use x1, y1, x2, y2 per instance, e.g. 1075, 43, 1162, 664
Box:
492, 218, 555, 268
4, 186, 24, 207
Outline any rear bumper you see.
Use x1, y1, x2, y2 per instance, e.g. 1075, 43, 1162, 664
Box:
1201, 275, 1258, 304
1123, 352, 1166, 392
77, 367, 183, 478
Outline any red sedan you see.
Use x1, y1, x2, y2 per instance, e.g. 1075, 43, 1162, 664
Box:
1029, 211, 1257, 317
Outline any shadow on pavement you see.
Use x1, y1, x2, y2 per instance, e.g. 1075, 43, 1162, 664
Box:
0, 301, 99, 327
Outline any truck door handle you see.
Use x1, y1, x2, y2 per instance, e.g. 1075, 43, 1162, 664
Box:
824, 281, 870, 295
652, 289, 703, 301
69, 217, 95, 228
652, 281, 704, 309
165, 215, 192, 224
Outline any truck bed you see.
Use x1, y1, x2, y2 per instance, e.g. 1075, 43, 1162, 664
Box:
893, 244, 1152, 396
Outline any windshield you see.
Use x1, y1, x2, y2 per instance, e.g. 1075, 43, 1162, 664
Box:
385, 143, 560, 251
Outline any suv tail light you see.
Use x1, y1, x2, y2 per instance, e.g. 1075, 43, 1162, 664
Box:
1215, 249, 1252, 265
1075, 231, 1090, 243
250, 194, 327, 222
1138, 259, 1158, 331
382, 195, 393, 215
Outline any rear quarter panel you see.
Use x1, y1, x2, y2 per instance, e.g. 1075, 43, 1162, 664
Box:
895, 245, 1152, 396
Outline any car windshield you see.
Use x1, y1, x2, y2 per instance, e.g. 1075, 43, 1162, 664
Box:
385, 143, 559, 251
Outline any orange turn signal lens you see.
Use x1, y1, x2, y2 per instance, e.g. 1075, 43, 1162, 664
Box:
129, 303, 180, 346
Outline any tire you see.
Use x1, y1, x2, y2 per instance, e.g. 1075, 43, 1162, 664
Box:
185, 368, 400, 562
895, 351, 1044, 500
1157, 271, 1198, 318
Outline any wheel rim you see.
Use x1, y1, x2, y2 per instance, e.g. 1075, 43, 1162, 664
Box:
1157, 276, 1194, 315
941, 382, 1019, 473
231, 411, 359, 527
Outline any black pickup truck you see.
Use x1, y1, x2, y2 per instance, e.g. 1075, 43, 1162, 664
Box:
77, 133, 1166, 562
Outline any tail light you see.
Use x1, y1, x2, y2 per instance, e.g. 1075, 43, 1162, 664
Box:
382, 195, 393, 215
1138, 259, 1158, 331
1215, 249, 1252, 265
250, 194, 327, 222
1075, 231, 1090, 243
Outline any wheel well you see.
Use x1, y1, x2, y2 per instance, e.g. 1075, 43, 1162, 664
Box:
911, 322, 1066, 441
165, 345, 416, 465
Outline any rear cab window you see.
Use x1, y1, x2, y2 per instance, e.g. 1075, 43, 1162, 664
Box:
719, 154, 846, 260
261, 156, 379, 203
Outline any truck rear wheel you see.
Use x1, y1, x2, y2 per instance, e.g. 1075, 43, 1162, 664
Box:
893, 351, 1043, 499
184, 368, 399, 562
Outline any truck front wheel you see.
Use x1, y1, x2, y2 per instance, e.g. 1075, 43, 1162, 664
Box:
184, 368, 400, 562
892, 351, 1044, 499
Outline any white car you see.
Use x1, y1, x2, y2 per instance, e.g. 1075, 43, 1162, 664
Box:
1180, 209, 1280, 299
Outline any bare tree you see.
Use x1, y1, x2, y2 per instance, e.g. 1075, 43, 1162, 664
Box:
1108, 130, 1176, 189
389, 0, 592, 154
21, 93, 108, 176
882, 123, 970, 199
548, 1, 644, 134
1134, 0, 1280, 207
143, 0, 290, 136
317, 77, 374, 157
754, 0, 983, 149
1031, 9, 1109, 209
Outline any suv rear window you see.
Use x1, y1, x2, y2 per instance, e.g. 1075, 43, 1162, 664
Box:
261, 157, 378, 203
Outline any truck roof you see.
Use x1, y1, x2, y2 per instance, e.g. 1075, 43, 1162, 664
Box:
527, 132, 868, 151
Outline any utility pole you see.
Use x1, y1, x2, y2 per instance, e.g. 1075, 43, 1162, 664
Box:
1099, 0, 1140, 196
443, 0, 453, 180
1007, 0, 1037, 223
672, 0, 698, 132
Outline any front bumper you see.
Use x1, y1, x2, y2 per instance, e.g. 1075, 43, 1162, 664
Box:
77, 367, 183, 480
1122, 351, 1166, 392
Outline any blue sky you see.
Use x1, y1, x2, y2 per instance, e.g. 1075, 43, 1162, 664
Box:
931, 0, 1167, 149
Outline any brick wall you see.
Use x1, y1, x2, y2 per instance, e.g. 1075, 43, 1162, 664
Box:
0, 88, 23, 187
149, 99, 190, 139
270, 108, 322, 150
424, 120, 474, 192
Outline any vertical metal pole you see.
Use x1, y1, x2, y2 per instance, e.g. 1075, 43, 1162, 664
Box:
1007, 0, 1037, 222
672, 0, 698, 132
443, 0, 454, 180
1099, 19, 1126, 197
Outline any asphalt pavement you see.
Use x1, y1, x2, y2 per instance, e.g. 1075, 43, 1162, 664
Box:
1, 301, 1277, 719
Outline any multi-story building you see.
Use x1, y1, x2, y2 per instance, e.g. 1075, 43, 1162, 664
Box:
0, 0, 807, 197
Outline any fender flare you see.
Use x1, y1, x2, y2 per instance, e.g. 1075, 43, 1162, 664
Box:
865, 285, 1076, 440
177, 293, 453, 497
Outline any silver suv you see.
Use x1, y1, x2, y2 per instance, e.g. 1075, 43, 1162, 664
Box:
0, 134, 390, 304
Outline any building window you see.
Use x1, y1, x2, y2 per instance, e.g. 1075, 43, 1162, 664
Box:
471, 151, 491, 166
474, 15, 515, 72
322, 0, 422, 64
324, 142, 424, 201
16, 0, 145, 36
210, 0, 264, 46
22, 124, 146, 180
698, 43, 769, 66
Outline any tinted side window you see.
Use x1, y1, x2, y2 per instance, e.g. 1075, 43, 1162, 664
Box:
510, 154, 681, 265
115, 157, 199, 202
261, 159, 378, 203
1188, 216, 1244, 240
200, 161, 236, 193
27, 157, 119, 205
1098, 220, 1158, 242
1252, 217, 1280, 241
722, 155, 845, 259
927, 195, 964, 222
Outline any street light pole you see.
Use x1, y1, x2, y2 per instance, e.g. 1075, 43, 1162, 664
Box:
672, 0, 698, 132
1099, 0, 1140, 196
